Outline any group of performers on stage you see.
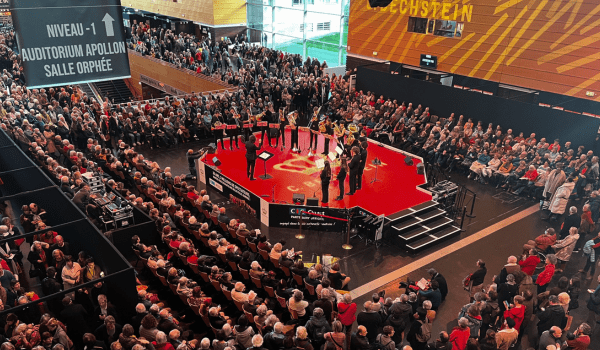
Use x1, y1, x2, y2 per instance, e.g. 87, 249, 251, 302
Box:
209, 103, 369, 204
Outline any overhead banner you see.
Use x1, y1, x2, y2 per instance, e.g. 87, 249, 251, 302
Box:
10, 0, 130, 89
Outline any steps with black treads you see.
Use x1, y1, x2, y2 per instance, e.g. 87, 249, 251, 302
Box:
384, 200, 461, 253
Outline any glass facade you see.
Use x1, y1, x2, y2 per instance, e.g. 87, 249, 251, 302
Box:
246, 0, 348, 67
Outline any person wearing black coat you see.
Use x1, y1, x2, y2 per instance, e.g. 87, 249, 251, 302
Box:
357, 142, 368, 190
350, 326, 370, 350
356, 301, 382, 343
320, 161, 331, 204
587, 274, 600, 329
428, 269, 448, 301
347, 147, 361, 195
41, 267, 62, 313
537, 295, 565, 337
335, 158, 347, 201
245, 135, 260, 180
559, 207, 580, 238
94, 316, 123, 349
187, 149, 203, 176
467, 260, 487, 301
60, 179, 74, 199
60, 296, 90, 346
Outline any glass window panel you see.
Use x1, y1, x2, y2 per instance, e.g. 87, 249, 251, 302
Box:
307, 40, 339, 67
434, 20, 456, 37
306, 0, 342, 15
273, 7, 304, 39
273, 33, 304, 56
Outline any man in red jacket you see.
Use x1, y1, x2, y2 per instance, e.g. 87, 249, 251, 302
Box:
535, 228, 557, 253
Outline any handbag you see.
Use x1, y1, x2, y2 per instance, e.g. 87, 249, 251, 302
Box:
29, 265, 40, 278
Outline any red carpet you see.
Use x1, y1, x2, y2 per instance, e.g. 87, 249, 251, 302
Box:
202, 130, 431, 216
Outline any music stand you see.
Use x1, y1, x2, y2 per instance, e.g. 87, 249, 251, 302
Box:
258, 151, 274, 180
370, 158, 383, 183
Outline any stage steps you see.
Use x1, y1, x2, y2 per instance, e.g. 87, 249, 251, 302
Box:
384, 200, 461, 253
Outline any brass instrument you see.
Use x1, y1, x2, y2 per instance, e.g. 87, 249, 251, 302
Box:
279, 109, 286, 122
211, 121, 222, 130
319, 120, 327, 133
348, 123, 358, 133
255, 112, 264, 122
333, 122, 344, 137
287, 112, 297, 126
346, 133, 355, 146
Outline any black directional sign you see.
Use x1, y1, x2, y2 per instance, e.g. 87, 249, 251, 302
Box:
10, 0, 130, 89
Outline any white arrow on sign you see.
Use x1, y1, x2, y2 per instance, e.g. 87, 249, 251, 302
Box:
102, 13, 115, 37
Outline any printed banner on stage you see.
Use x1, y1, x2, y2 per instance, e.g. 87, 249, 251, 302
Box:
268, 203, 347, 231
260, 198, 269, 227
204, 165, 261, 219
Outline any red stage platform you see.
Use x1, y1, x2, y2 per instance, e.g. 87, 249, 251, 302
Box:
200, 130, 431, 218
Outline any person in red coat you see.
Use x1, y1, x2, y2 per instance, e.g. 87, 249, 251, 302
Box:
534, 254, 557, 293
503, 295, 526, 332
566, 323, 591, 350
337, 293, 357, 328
449, 317, 470, 350
519, 248, 541, 276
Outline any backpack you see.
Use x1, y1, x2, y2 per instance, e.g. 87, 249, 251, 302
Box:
415, 320, 432, 343
310, 322, 327, 342
372, 334, 393, 350
458, 303, 472, 319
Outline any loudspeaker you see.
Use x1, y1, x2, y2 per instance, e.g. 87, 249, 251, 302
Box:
212, 157, 222, 166
416, 163, 424, 175
368, 0, 393, 8
404, 156, 414, 166
207, 143, 216, 154
292, 193, 305, 205
306, 197, 319, 206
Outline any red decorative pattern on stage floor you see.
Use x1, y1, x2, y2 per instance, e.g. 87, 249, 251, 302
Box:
202, 130, 431, 216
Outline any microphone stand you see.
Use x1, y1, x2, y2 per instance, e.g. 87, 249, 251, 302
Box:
295, 212, 305, 239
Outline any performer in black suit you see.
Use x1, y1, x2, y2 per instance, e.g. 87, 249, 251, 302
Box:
320, 160, 331, 204
309, 107, 320, 154
259, 108, 273, 147
335, 157, 348, 201
357, 141, 368, 190
212, 112, 226, 150
290, 112, 299, 152
322, 118, 334, 156
347, 146, 361, 195
245, 135, 260, 180
227, 109, 240, 150
276, 108, 287, 149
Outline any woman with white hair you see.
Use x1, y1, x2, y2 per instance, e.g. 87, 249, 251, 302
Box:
552, 226, 580, 273
250, 261, 264, 278
153, 331, 175, 350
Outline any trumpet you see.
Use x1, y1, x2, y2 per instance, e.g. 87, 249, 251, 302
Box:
211, 121, 222, 130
